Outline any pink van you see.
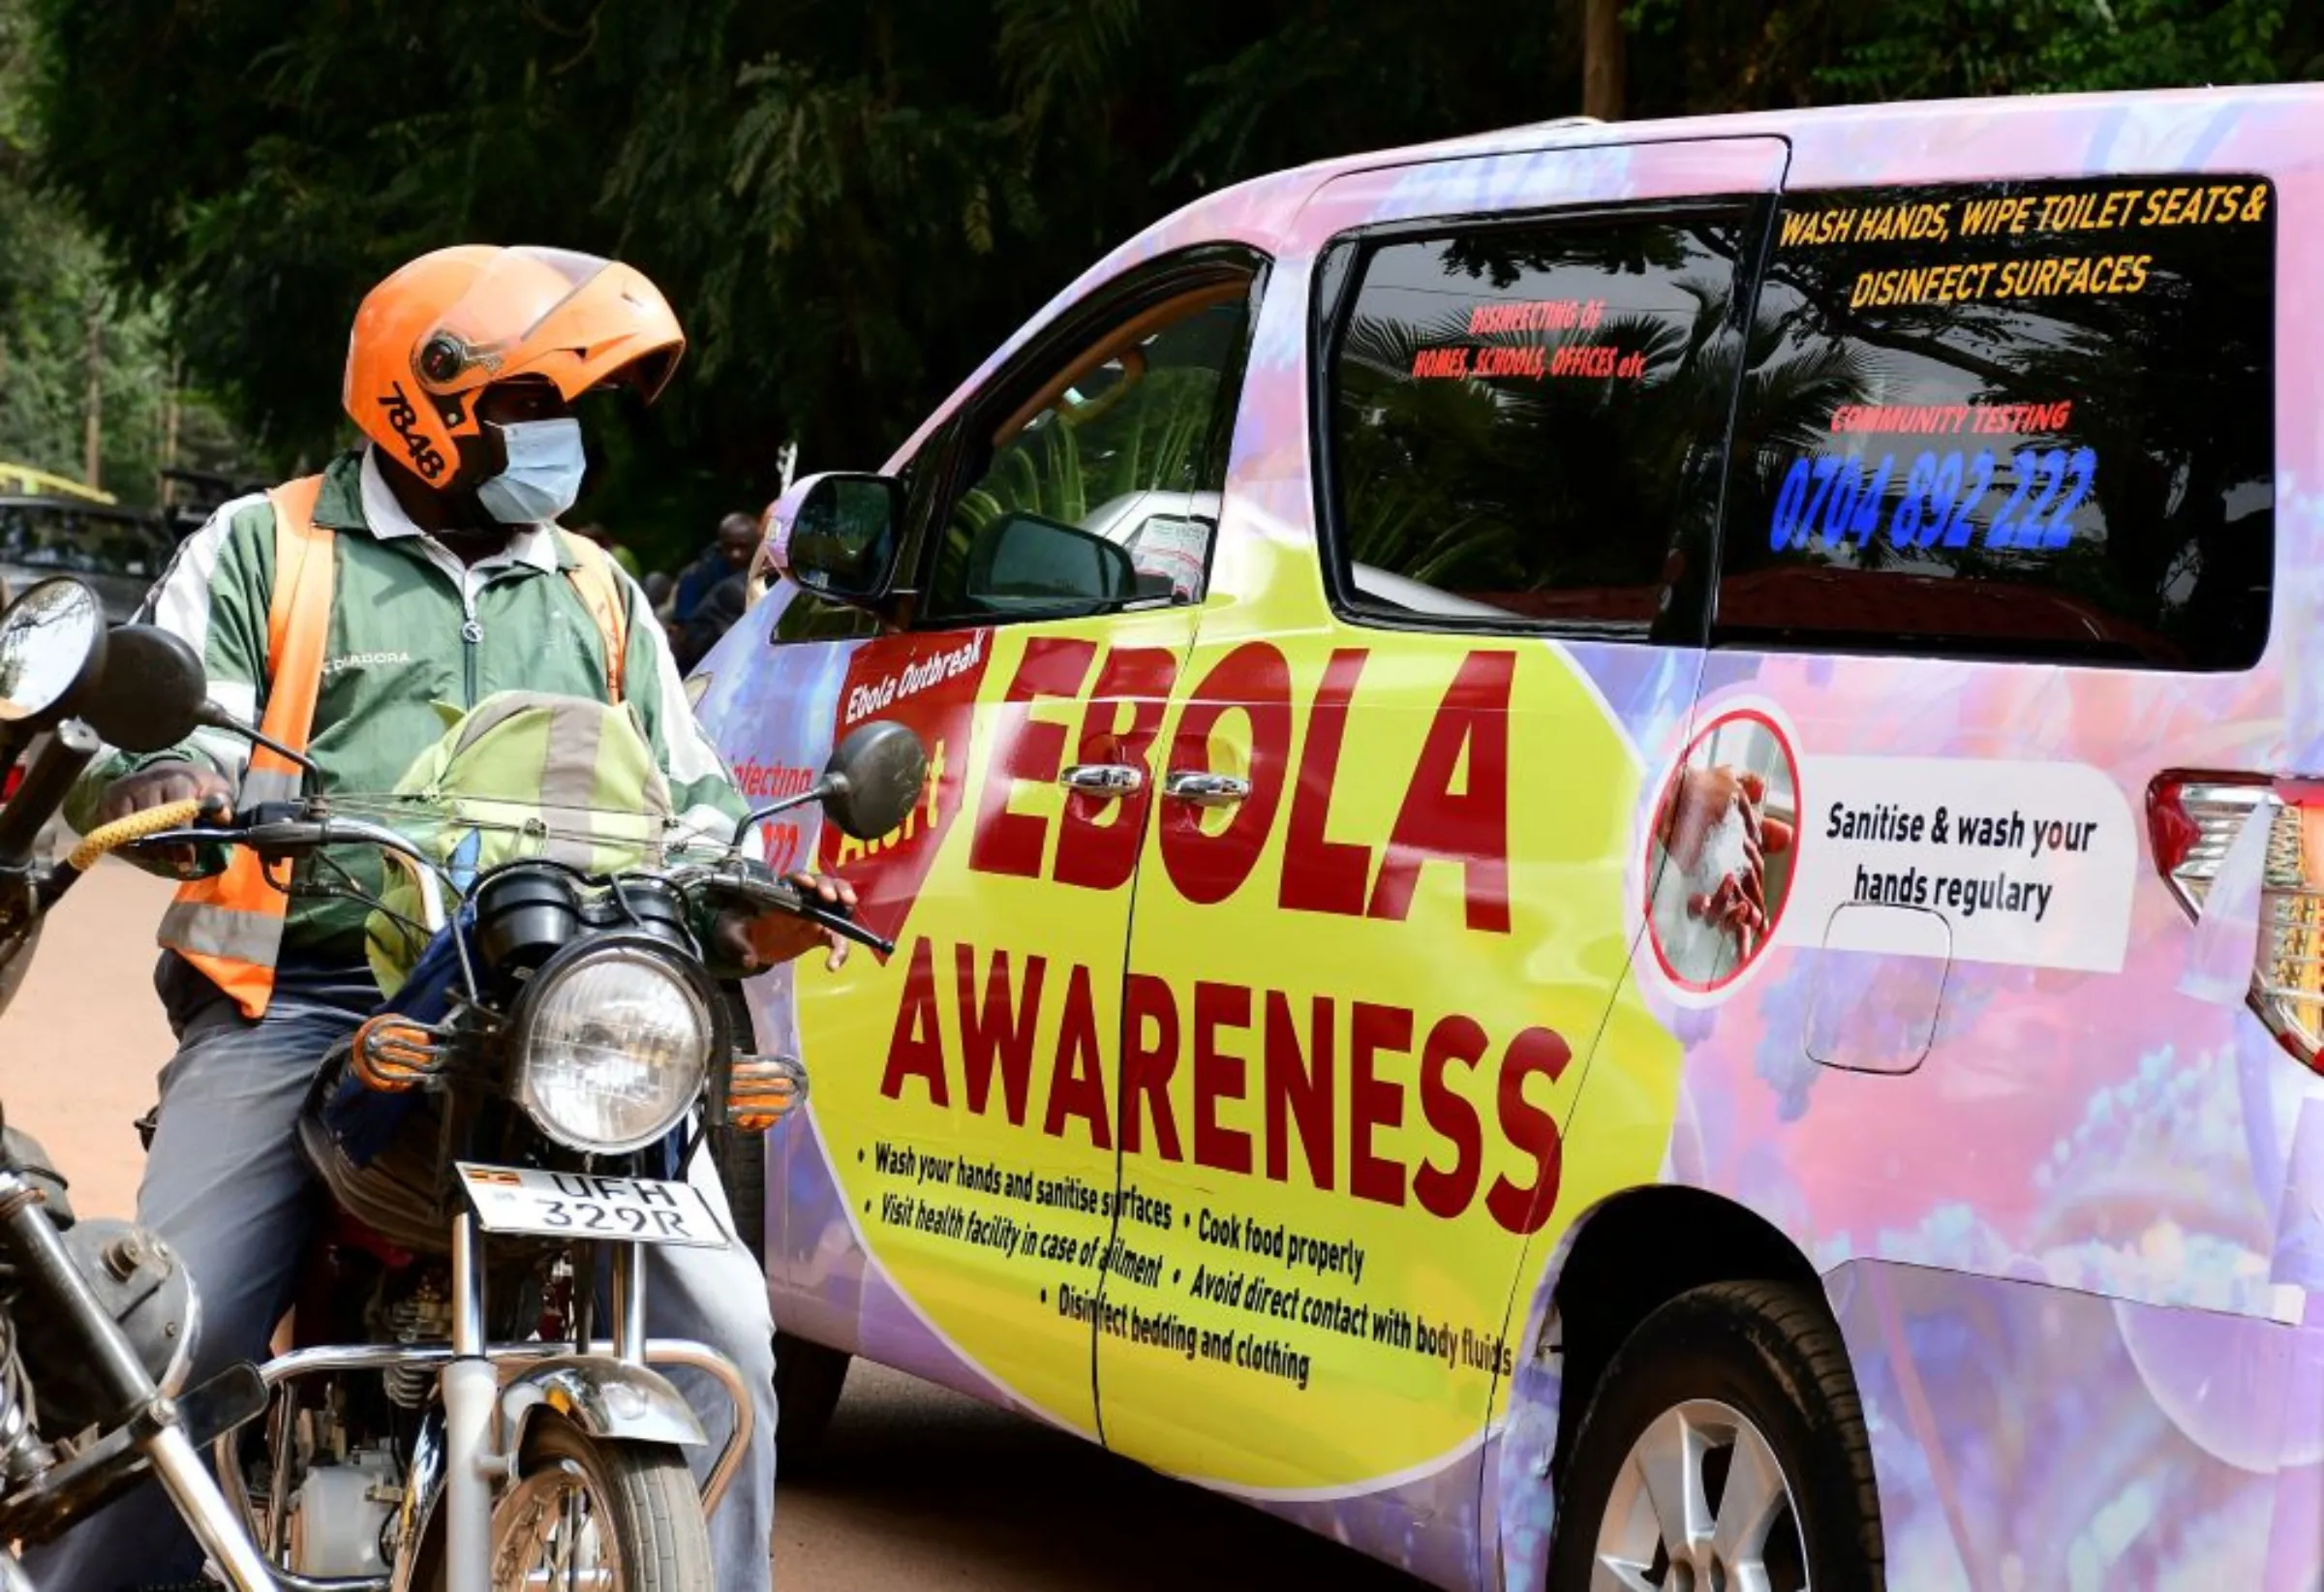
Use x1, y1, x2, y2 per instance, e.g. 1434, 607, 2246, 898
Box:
695, 84, 2324, 1589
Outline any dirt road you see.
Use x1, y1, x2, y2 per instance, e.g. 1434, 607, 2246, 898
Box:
15, 862, 1430, 1589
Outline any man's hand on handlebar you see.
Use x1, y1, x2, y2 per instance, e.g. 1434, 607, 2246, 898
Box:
710, 873, 862, 976
95, 762, 232, 875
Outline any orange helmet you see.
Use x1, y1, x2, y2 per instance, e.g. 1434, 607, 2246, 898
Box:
343, 246, 685, 485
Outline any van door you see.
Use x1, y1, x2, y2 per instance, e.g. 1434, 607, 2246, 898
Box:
1092, 138, 1785, 1558
740, 258, 1267, 1438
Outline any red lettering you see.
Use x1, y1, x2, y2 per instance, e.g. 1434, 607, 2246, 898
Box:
877, 936, 948, 1106
1487, 1026, 1571, 1236
1191, 981, 1254, 1175
1368, 651, 1514, 933
1263, 992, 1333, 1189
1120, 972, 1183, 1160
1413, 1015, 1486, 1221
756, 820, 801, 874
1349, 1002, 1411, 1208
1042, 963, 1113, 1148
968, 637, 1096, 878
1278, 649, 1373, 916
1053, 646, 1178, 893
956, 945, 1042, 1126
1158, 643, 1294, 905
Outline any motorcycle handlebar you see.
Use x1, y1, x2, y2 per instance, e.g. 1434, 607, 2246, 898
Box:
117, 815, 899, 957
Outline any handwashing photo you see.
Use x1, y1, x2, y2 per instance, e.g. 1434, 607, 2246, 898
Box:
1645, 709, 1800, 994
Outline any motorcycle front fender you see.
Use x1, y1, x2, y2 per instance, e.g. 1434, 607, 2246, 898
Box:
497, 1356, 708, 1454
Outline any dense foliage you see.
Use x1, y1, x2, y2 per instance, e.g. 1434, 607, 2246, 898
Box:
0, 0, 240, 506
10, 0, 2320, 558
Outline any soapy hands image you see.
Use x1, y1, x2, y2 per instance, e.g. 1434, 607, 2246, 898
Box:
1654, 762, 1797, 966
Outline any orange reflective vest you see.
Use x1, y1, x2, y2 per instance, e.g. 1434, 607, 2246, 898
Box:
158, 475, 630, 1018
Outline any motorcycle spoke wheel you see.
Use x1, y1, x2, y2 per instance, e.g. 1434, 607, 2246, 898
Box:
494, 1456, 618, 1590
436, 1414, 712, 1592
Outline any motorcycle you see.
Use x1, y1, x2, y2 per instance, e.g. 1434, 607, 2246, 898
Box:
0, 575, 281, 1589
129, 710, 919, 1588
0, 571, 928, 1588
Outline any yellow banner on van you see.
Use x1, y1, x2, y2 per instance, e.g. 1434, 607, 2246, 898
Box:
792, 608, 1682, 1491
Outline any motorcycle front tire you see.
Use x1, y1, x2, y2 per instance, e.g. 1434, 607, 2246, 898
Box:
414, 1415, 713, 1589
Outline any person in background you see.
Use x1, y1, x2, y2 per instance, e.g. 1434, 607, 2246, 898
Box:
677, 552, 749, 672
673, 511, 759, 625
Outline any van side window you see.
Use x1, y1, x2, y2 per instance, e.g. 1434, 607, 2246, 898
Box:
1322, 215, 1751, 631
1719, 176, 2275, 669
922, 284, 1251, 625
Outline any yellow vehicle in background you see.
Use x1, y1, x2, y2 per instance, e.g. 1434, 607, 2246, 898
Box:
0, 462, 116, 506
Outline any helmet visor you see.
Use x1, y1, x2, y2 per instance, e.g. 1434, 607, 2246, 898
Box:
415, 248, 682, 403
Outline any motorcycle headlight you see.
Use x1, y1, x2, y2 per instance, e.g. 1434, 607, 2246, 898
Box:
514, 946, 712, 1153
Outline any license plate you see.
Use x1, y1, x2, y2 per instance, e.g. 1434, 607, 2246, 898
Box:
455, 1164, 728, 1249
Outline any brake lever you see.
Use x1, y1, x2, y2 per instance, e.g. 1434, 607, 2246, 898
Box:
790, 896, 894, 959
700, 866, 895, 960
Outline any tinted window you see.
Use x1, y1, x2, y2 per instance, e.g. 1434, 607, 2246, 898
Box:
1720, 176, 2275, 669
924, 288, 1250, 624
1325, 216, 1751, 628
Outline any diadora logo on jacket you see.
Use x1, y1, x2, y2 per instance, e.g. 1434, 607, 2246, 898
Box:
321, 650, 414, 677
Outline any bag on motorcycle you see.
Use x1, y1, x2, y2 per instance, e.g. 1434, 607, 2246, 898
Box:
363, 689, 678, 999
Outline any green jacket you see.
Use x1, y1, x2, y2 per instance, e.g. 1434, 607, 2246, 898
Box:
72, 448, 747, 965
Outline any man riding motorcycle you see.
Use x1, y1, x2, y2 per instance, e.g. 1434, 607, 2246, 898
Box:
28, 246, 830, 1591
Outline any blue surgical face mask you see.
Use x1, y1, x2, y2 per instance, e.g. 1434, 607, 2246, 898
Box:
474, 417, 586, 525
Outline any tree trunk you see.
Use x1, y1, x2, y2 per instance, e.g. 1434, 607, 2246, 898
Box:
80, 296, 105, 490
1583, 0, 1626, 121
162, 352, 181, 502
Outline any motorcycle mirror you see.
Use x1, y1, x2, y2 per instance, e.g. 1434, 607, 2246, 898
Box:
80, 625, 210, 754
818, 719, 930, 842
0, 579, 106, 732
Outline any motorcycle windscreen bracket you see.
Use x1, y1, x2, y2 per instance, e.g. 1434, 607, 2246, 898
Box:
454, 1164, 730, 1250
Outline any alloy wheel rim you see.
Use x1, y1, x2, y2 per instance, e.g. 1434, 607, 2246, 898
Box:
1590, 1398, 1807, 1592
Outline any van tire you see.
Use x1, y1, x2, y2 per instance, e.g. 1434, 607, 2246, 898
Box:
708, 1121, 852, 1474
1546, 1281, 1882, 1592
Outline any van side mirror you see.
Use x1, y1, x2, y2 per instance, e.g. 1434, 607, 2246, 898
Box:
768, 473, 905, 608
963, 510, 1138, 615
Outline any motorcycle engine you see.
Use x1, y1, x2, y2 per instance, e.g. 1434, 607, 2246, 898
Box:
12, 1217, 197, 1434
287, 1444, 401, 1577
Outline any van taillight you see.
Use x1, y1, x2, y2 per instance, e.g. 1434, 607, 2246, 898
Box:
2148, 771, 2271, 915
1, 765, 19, 802
2151, 771, 2324, 1069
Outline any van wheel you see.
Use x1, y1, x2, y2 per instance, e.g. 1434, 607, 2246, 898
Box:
1546, 1282, 1882, 1592
708, 1121, 852, 1473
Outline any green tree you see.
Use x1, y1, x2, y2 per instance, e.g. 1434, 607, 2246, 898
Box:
17, 0, 2320, 556
0, 0, 241, 507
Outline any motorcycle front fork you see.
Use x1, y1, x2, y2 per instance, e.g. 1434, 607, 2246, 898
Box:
441, 1216, 654, 1586
439, 1213, 498, 1589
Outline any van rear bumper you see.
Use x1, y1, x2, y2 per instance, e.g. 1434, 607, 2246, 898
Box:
1829, 1258, 2324, 1588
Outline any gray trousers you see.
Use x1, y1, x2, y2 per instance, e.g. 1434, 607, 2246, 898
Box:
23, 991, 778, 1590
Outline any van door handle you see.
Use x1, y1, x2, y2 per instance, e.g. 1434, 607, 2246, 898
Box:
1059, 764, 1144, 799
1163, 770, 1250, 809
